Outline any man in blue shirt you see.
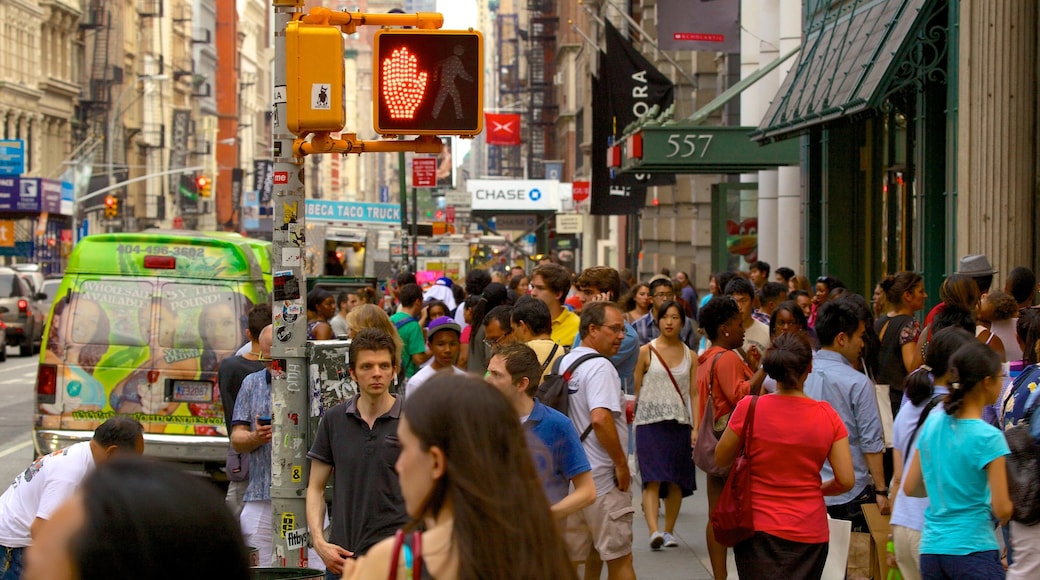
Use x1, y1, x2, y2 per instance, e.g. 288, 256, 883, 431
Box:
804, 297, 889, 532
485, 343, 595, 518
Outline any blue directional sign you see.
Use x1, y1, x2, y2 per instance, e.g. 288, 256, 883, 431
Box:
0, 140, 25, 175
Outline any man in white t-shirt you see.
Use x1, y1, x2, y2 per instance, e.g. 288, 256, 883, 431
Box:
559, 301, 635, 580
0, 416, 144, 579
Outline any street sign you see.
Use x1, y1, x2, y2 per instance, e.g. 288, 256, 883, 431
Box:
445, 206, 455, 224
379, 184, 390, 203
444, 189, 471, 207
412, 157, 437, 187
494, 214, 538, 231
0, 220, 13, 247
0, 140, 24, 175
572, 181, 591, 203
556, 214, 582, 234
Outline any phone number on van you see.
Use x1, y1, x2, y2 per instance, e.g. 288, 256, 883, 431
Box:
117, 244, 204, 258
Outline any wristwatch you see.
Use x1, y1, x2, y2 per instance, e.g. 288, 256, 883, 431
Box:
875, 488, 889, 495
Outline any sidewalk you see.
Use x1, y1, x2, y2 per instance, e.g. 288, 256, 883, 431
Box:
626, 469, 737, 579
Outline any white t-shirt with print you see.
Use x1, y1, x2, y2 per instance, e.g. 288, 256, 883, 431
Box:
0, 441, 96, 547
560, 346, 628, 496
405, 365, 467, 399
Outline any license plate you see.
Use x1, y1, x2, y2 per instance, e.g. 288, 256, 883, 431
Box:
171, 380, 213, 403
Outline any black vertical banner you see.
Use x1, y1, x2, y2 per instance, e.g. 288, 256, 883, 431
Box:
591, 22, 677, 215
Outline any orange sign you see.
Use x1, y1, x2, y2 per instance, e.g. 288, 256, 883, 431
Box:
0, 220, 13, 247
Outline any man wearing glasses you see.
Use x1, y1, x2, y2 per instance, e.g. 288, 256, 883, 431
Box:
632, 277, 699, 349
559, 301, 636, 580
481, 305, 515, 349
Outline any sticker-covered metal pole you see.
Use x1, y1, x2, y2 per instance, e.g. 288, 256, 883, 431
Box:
269, 0, 311, 569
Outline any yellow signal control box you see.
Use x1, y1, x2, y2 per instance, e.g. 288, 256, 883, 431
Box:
286, 21, 345, 135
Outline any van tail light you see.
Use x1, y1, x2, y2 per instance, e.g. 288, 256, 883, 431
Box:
17, 299, 27, 313
143, 256, 176, 269
37, 364, 57, 404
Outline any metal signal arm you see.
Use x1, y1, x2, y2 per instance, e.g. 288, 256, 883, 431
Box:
298, 8, 443, 34
293, 133, 443, 157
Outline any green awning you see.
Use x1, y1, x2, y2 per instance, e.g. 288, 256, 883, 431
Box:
752, 0, 936, 142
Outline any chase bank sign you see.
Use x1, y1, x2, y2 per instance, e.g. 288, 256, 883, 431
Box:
467, 179, 560, 211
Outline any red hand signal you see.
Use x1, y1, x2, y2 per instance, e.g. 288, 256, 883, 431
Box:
382, 46, 428, 120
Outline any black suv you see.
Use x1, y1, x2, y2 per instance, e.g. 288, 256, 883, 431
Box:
0, 267, 47, 356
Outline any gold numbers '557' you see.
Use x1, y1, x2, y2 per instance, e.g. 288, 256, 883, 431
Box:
665, 134, 713, 158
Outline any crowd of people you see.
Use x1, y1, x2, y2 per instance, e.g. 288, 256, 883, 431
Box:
4, 254, 1040, 580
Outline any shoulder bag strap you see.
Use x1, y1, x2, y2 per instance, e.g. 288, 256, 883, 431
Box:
740, 396, 759, 457
411, 530, 423, 580
707, 351, 725, 400
649, 343, 690, 422
539, 343, 561, 374
387, 530, 405, 579
904, 394, 944, 459
565, 352, 607, 442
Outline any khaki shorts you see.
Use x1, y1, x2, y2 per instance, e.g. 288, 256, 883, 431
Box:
564, 486, 635, 562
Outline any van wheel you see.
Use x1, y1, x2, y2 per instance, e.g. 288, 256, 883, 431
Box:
0, 347, 6, 362
19, 342, 31, 357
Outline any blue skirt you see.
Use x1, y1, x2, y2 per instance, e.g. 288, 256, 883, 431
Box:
636, 420, 696, 497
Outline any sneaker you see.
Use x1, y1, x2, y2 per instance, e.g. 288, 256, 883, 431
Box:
662, 532, 679, 547
650, 531, 664, 550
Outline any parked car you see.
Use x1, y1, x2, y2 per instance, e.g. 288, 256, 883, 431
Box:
0, 311, 7, 363
0, 267, 48, 356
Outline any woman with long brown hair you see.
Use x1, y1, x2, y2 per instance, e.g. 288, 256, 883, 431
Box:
343, 374, 577, 579
620, 283, 651, 325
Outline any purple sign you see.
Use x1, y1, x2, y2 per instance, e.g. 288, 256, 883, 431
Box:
0, 177, 64, 213
0, 177, 17, 211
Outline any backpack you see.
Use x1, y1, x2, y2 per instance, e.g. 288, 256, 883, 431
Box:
1006, 397, 1040, 524
537, 352, 606, 441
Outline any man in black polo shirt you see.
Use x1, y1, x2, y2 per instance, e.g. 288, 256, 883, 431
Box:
306, 328, 408, 577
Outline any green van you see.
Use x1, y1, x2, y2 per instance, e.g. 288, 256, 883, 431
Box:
33, 232, 270, 475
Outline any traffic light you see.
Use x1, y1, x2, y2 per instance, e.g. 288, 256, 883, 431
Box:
104, 195, 118, 218
196, 175, 212, 198
286, 20, 345, 135
373, 29, 484, 136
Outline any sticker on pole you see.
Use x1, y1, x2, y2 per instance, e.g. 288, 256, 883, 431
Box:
286, 527, 310, 550
311, 84, 331, 110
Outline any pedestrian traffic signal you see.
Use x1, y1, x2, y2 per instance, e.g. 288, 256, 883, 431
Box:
286, 20, 345, 135
196, 175, 212, 198
373, 29, 484, 136
104, 195, 118, 218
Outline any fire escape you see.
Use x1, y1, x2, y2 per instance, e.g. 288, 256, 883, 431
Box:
75, 0, 120, 157
492, 13, 523, 177
137, 1, 166, 150
525, 0, 558, 179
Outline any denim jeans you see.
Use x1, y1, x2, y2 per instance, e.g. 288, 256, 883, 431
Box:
920, 550, 1004, 580
0, 546, 25, 580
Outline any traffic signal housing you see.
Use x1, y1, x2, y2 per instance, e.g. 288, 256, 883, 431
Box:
196, 175, 212, 198
373, 29, 484, 136
104, 195, 118, 218
286, 20, 345, 135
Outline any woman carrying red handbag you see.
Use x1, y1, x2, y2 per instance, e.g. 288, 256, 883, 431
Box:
715, 332, 855, 579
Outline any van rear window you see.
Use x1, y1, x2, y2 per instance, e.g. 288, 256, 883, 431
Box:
158, 283, 244, 351
68, 281, 153, 347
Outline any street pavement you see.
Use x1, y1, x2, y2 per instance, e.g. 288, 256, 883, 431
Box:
627, 468, 736, 580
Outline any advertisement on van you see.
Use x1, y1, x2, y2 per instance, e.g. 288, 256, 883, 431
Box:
34, 233, 270, 468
